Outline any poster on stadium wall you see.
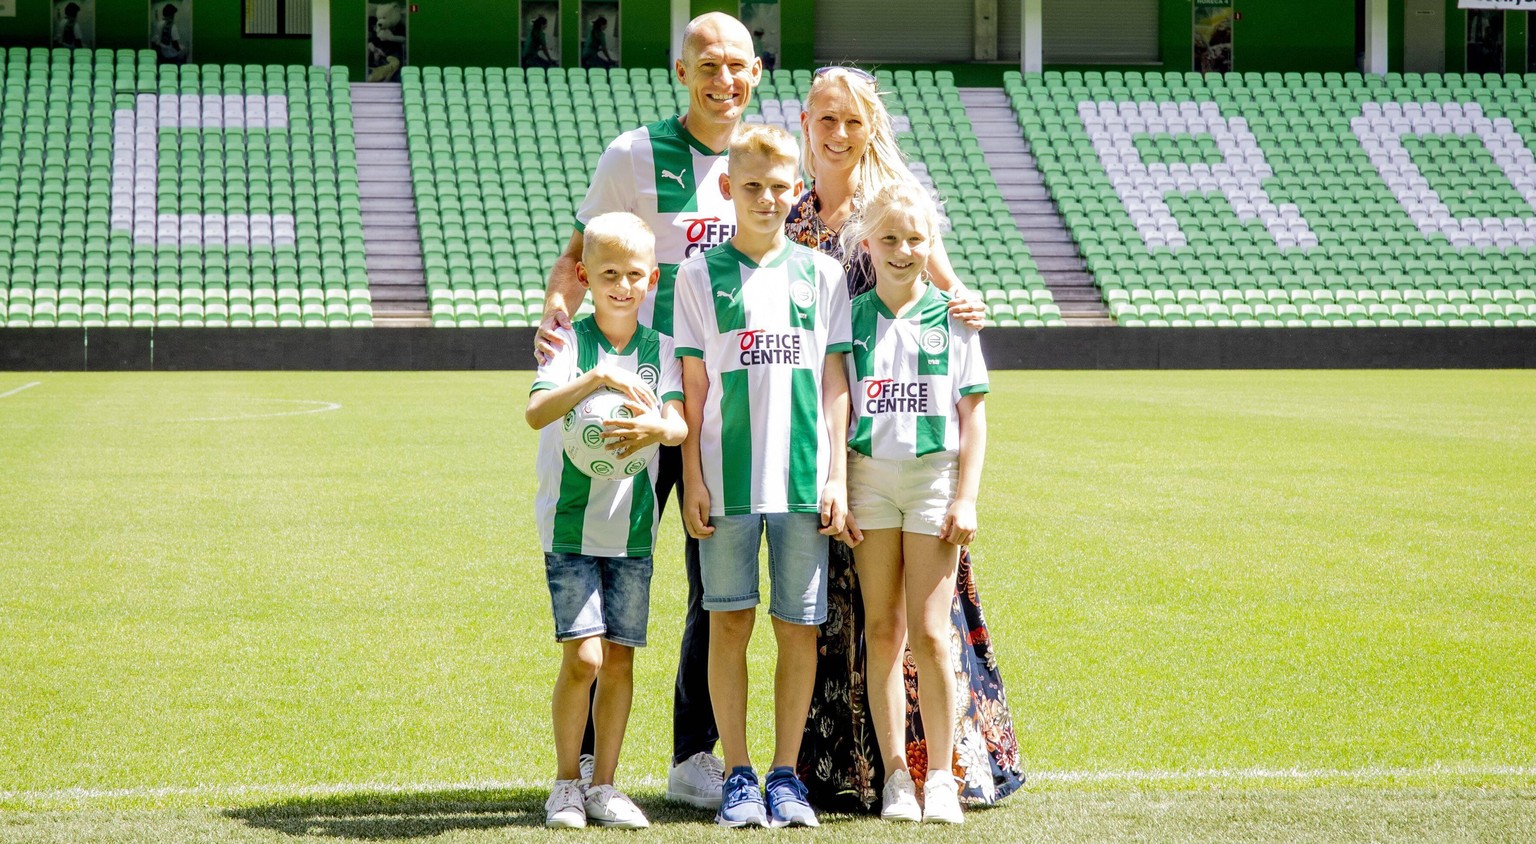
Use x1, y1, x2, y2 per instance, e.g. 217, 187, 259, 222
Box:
54, 0, 95, 50
149, 0, 191, 64
366, 1, 408, 83
0, 1, 13, 18
741, 0, 780, 71
579, 1, 619, 69
1459, 1, 1536, 9
1193, 0, 1233, 73
520, 1, 561, 68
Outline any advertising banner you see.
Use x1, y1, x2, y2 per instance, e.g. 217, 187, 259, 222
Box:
741, 0, 780, 71
366, 1, 408, 82
1193, 0, 1233, 73
1459, 1, 1536, 9
54, 0, 95, 49
520, 1, 561, 68
579, 1, 619, 69
150, 0, 191, 64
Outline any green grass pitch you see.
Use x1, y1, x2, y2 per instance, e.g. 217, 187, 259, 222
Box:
1, 371, 1533, 842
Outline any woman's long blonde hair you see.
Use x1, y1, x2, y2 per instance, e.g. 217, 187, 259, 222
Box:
800, 67, 921, 207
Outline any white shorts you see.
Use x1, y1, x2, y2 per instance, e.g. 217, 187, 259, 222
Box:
847, 451, 957, 537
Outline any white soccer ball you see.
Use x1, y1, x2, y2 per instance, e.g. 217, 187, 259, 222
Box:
561, 387, 658, 480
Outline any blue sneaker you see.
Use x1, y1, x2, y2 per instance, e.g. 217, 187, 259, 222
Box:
765, 767, 819, 828
716, 767, 768, 828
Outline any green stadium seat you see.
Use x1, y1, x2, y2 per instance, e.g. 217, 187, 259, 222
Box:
1012, 70, 1536, 326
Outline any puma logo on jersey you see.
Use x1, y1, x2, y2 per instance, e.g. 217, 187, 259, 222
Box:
716, 289, 741, 305
852, 339, 869, 350
660, 169, 688, 189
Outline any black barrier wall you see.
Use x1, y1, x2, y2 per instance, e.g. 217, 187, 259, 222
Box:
3, 328, 1536, 371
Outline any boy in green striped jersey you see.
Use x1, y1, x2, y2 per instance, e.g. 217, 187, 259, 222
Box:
674, 125, 853, 828
837, 183, 988, 824
526, 214, 688, 829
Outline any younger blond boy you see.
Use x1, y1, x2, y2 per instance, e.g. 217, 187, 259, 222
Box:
673, 124, 852, 828
526, 212, 688, 829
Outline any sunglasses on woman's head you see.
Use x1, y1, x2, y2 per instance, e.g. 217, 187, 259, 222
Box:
814, 65, 877, 86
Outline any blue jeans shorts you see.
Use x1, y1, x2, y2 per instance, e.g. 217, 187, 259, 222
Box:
698, 512, 828, 625
544, 552, 653, 648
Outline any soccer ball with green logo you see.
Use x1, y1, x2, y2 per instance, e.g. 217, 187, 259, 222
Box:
561, 387, 658, 480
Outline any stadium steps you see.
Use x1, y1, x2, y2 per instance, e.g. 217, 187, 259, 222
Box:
961, 89, 1110, 323
353, 82, 428, 325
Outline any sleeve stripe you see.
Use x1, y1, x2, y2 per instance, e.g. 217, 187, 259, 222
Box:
661, 391, 685, 404
530, 381, 557, 393
676, 346, 704, 358
958, 384, 990, 396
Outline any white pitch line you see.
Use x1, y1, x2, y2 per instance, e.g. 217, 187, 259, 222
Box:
1027, 764, 1536, 785
0, 381, 41, 399
4, 766, 1534, 805
172, 398, 343, 423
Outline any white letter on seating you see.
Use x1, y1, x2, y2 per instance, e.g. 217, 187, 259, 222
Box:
111, 94, 296, 247
1080, 101, 1316, 249
1352, 102, 1536, 249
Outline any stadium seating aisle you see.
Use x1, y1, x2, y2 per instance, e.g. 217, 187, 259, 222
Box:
1007, 70, 1536, 327
0, 46, 371, 328
404, 66, 1058, 328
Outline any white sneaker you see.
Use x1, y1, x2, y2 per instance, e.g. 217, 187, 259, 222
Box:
578, 753, 595, 790
585, 784, 650, 829
879, 768, 921, 822
545, 778, 587, 828
666, 751, 725, 809
922, 771, 964, 824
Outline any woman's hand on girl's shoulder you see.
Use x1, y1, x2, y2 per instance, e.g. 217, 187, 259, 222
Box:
947, 291, 987, 330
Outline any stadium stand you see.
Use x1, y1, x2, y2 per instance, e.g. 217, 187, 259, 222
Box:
0, 47, 370, 328
403, 66, 1059, 327
1007, 70, 1536, 327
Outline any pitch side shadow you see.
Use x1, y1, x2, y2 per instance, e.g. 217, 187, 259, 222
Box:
223, 787, 724, 839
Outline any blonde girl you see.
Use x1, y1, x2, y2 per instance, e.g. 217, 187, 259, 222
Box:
836, 182, 988, 824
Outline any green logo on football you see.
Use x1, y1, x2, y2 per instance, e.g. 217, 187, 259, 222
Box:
591, 460, 614, 476
582, 424, 604, 447
563, 410, 576, 431
625, 460, 646, 475
613, 405, 633, 420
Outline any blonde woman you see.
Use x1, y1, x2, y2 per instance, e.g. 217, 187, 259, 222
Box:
787, 66, 1023, 812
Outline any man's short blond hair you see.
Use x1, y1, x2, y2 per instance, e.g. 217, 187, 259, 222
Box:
581, 212, 656, 265
728, 123, 799, 172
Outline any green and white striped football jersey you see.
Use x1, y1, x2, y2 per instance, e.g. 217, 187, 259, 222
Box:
532, 317, 685, 556
846, 284, 989, 459
674, 241, 853, 516
576, 116, 738, 336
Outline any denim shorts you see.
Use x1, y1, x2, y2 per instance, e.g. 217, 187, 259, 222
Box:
698, 512, 828, 625
847, 451, 958, 537
544, 552, 653, 647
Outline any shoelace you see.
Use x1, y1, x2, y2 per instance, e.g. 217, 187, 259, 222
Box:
724, 775, 761, 806
766, 773, 808, 803
550, 782, 583, 809
700, 754, 725, 778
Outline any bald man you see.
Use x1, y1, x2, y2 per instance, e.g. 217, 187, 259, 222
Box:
536, 12, 762, 810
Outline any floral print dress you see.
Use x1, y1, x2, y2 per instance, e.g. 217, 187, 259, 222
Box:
788, 189, 1025, 810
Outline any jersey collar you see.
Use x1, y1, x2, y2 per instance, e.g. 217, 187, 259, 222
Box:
577, 314, 642, 355
721, 240, 794, 270
671, 115, 729, 157
872, 280, 939, 320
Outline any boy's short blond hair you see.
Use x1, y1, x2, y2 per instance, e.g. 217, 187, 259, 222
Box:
729, 123, 799, 172
582, 212, 656, 265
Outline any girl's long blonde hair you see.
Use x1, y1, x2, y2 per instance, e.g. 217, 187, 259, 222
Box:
838, 180, 946, 275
